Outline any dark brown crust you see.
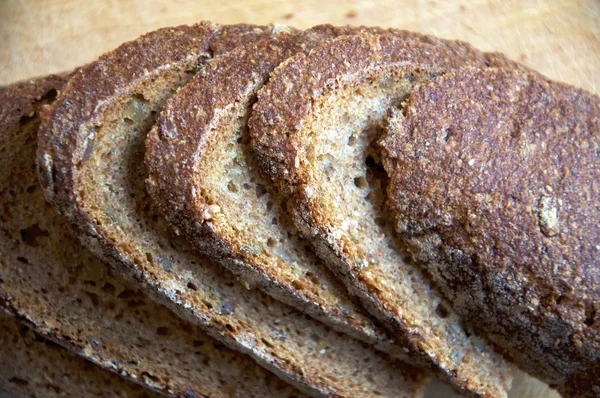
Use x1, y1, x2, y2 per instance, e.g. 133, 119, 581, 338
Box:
249, 34, 514, 398
145, 25, 472, 358
379, 67, 600, 397
209, 23, 293, 55
1, 75, 304, 398
36, 24, 428, 398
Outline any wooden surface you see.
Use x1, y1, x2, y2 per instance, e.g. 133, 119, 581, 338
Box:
1, 0, 599, 92
1, 0, 597, 397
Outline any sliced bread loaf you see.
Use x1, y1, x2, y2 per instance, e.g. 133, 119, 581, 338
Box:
144, 24, 496, 361
249, 33, 514, 397
379, 67, 600, 398
1, 74, 305, 397
38, 24, 429, 397
0, 312, 160, 398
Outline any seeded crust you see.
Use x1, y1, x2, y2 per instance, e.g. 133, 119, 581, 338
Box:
145, 25, 490, 362
379, 67, 600, 397
37, 24, 429, 397
2, 74, 308, 397
0, 312, 162, 398
249, 33, 517, 397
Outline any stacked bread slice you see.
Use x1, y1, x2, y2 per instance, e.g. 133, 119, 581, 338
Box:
0, 312, 162, 398
2, 19, 596, 398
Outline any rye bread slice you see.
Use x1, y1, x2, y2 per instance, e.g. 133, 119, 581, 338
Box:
144, 24, 492, 361
249, 33, 514, 397
1, 74, 305, 398
379, 67, 600, 398
0, 312, 161, 398
37, 24, 429, 397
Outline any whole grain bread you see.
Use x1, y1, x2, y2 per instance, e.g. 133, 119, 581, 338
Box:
1, 74, 306, 397
379, 67, 600, 398
0, 312, 160, 398
249, 33, 515, 397
145, 24, 485, 361
38, 24, 429, 397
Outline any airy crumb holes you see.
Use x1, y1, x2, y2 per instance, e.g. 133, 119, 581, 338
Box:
354, 176, 367, 189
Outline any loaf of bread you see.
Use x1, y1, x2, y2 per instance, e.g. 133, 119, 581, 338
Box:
2, 17, 594, 398
379, 67, 600, 398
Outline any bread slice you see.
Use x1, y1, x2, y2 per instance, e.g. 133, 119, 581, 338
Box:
0, 312, 161, 398
249, 33, 515, 397
38, 24, 429, 397
1, 74, 307, 397
379, 67, 600, 398
144, 24, 496, 359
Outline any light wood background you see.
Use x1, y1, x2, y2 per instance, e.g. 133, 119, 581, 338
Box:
1, 0, 596, 396
1, 0, 599, 93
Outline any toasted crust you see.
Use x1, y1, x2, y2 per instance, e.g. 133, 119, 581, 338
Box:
249, 34, 515, 397
379, 67, 600, 397
1, 74, 304, 397
0, 312, 162, 398
145, 24, 485, 361
37, 24, 428, 397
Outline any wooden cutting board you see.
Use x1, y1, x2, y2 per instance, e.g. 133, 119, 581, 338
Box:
1, 0, 597, 396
